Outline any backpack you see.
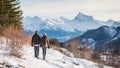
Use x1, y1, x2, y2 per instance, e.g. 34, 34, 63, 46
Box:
42, 39, 48, 48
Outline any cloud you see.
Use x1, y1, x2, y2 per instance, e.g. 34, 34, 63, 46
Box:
20, 0, 120, 21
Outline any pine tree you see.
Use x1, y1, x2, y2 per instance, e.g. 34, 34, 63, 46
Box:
0, 0, 22, 28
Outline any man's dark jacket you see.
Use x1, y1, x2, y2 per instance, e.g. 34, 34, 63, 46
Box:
31, 33, 41, 46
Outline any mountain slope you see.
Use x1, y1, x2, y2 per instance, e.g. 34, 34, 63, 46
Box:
80, 26, 117, 41
66, 26, 120, 52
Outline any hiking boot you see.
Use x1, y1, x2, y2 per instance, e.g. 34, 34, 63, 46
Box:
36, 56, 39, 59
43, 55, 46, 60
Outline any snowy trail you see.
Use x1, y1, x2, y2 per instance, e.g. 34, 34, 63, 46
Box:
0, 44, 97, 68
17, 45, 98, 68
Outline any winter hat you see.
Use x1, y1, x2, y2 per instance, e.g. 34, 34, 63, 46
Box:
44, 33, 47, 36
35, 31, 38, 34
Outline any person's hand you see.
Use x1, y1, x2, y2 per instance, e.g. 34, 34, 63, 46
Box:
48, 46, 50, 49
31, 42, 33, 46
31, 44, 33, 46
40, 44, 42, 47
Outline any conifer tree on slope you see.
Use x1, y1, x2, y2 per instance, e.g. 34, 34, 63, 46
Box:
0, 0, 22, 28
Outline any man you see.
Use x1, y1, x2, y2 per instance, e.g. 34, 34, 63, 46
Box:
31, 31, 41, 59
41, 33, 50, 60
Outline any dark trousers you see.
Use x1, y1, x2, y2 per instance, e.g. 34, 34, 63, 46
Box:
42, 47, 46, 55
34, 46, 39, 57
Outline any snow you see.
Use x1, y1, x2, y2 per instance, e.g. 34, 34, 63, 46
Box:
0, 37, 113, 68
3, 57, 18, 67
20, 45, 97, 68
74, 12, 94, 22
105, 19, 115, 26
103, 19, 120, 27
112, 22, 120, 27
60, 48, 74, 57
103, 27, 117, 37
100, 55, 107, 62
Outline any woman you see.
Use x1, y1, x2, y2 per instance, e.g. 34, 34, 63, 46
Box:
41, 33, 50, 60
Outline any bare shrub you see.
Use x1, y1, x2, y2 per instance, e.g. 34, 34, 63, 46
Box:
66, 40, 81, 58
93, 62, 104, 68
50, 44, 74, 57
2, 25, 26, 58
59, 48, 74, 57
50, 44, 60, 50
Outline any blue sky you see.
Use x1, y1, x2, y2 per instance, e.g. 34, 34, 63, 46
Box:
20, 0, 120, 21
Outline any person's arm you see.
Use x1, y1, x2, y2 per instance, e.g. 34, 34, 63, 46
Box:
39, 36, 42, 47
47, 38, 50, 48
31, 36, 33, 46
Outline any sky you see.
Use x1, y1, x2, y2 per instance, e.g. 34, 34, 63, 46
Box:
20, 0, 120, 21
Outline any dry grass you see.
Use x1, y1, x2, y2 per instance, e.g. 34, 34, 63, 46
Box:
1, 25, 28, 58
50, 44, 60, 50
66, 40, 80, 57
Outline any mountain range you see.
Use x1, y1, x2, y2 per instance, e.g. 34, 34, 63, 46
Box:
22, 12, 120, 42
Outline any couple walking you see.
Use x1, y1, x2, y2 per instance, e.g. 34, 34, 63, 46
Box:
31, 31, 50, 60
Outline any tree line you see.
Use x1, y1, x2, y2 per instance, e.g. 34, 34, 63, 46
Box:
0, 0, 22, 29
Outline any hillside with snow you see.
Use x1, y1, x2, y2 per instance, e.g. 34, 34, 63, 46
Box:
0, 37, 112, 68
66, 26, 120, 52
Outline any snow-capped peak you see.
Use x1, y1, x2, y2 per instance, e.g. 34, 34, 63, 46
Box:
106, 19, 115, 22
74, 12, 94, 21
76, 12, 85, 17
24, 16, 42, 21
105, 19, 120, 27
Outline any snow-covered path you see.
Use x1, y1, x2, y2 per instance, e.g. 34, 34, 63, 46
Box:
0, 44, 97, 68
19, 46, 98, 68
